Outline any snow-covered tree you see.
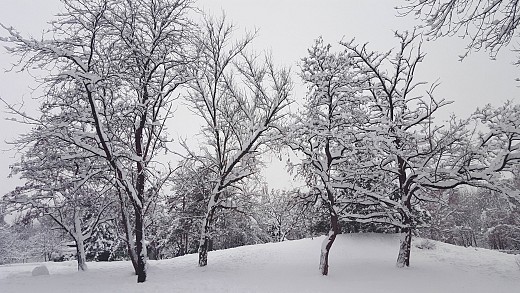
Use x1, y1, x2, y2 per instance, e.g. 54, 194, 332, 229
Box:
289, 37, 377, 275
166, 160, 209, 257
0, 222, 34, 264
85, 222, 117, 261
4, 135, 115, 271
343, 32, 520, 267
257, 189, 311, 242
341, 31, 477, 267
1, 0, 193, 282
185, 15, 292, 267
0, 215, 64, 264
420, 186, 520, 251
290, 31, 520, 273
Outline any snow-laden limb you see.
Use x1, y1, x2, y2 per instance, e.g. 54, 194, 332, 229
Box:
397, 0, 520, 59
413, 102, 520, 203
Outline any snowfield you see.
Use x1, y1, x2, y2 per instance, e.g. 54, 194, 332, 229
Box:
1, 233, 519, 293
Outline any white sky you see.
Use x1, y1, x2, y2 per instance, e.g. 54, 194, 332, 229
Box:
0, 0, 519, 195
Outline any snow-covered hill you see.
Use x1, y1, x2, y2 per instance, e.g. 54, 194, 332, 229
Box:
1, 233, 519, 293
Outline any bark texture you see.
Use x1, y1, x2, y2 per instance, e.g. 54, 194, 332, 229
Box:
135, 209, 147, 282
319, 214, 340, 276
396, 228, 412, 268
119, 194, 138, 274
76, 241, 88, 271
73, 209, 88, 271
198, 207, 215, 267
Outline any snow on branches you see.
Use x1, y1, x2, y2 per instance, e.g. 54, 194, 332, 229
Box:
184, 14, 292, 267
291, 31, 520, 272
398, 0, 520, 58
1, 0, 193, 283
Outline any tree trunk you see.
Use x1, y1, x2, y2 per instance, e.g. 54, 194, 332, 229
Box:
119, 191, 139, 275
198, 235, 209, 267
198, 207, 215, 267
73, 209, 88, 271
396, 227, 412, 268
135, 208, 147, 283
76, 240, 88, 271
319, 214, 340, 276
184, 232, 188, 256
134, 102, 149, 282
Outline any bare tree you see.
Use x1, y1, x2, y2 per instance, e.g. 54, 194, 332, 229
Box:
1, 0, 193, 282
185, 15, 292, 267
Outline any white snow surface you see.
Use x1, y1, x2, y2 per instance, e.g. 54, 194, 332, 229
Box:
1, 233, 519, 293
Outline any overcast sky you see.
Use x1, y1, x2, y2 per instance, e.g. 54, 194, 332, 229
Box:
0, 0, 519, 194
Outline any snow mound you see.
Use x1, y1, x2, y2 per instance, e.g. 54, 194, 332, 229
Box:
1, 233, 519, 293
31, 265, 49, 277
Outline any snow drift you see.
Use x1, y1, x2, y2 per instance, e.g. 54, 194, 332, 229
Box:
1, 233, 519, 293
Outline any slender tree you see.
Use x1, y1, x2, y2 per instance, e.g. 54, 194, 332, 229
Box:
186, 15, 292, 267
290, 37, 382, 275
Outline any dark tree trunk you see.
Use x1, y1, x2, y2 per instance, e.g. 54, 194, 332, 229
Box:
198, 207, 215, 267
396, 163, 413, 268
134, 92, 148, 283
118, 191, 139, 275
396, 227, 412, 267
319, 214, 340, 276
135, 208, 147, 283
184, 232, 189, 256
198, 236, 209, 267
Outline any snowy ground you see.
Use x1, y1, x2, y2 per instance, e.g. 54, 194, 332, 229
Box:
1, 234, 519, 293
